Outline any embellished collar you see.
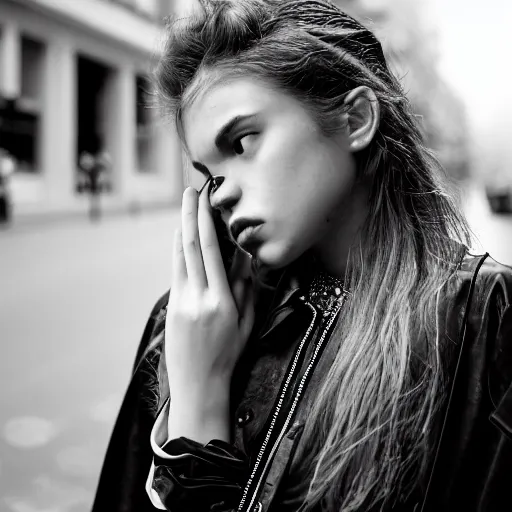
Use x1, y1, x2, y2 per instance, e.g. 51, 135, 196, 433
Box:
253, 251, 350, 318
306, 268, 350, 317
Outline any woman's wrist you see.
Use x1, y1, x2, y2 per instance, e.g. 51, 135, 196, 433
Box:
169, 376, 230, 410
166, 380, 231, 444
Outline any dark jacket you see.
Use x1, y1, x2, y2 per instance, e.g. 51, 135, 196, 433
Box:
92, 251, 512, 512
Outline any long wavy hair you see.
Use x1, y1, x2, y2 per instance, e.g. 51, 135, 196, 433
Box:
146, 0, 473, 509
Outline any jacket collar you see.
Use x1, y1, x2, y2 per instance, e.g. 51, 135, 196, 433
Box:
257, 241, 470, 313
252, 251, 323, 340
252, 243, 472, 342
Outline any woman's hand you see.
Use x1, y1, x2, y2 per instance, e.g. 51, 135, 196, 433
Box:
164, 186, 255, 442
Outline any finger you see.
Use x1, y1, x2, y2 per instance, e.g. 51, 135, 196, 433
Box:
239, 278, 256, 339
228, 248, 252, 284
231, 277, 246, 316
181, 187, 207, 289
197, 182, 230, 293
229, 251, 252, 311
171, 226, 186, 291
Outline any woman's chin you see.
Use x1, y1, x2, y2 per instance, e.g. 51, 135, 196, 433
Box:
253, 242, 300, 271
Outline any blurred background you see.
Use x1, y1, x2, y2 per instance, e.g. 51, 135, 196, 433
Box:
0, 0, 511, 510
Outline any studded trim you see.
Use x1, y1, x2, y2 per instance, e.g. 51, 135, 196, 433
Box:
307, 270, 350, 317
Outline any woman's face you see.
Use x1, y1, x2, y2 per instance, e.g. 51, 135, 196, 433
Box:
182, 76, 360, 270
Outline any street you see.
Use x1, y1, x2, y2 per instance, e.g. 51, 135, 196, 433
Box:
1, 185, 512, 512
0, 209, 178, 512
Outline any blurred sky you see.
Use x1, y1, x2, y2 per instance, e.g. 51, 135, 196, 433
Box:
429, 0, 512, 174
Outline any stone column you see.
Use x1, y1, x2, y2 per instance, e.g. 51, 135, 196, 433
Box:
110, 64, 136, 199
155, 114, 184, 204
152, 0, 194, 203
42, 36, 77, 210
0, 21, 21, 99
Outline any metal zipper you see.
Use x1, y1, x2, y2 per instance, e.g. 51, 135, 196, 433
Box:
242, 300, 342, 512
237, 300, 318, 512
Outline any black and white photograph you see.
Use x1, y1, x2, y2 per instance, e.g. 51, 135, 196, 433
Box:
1, 0, 512, 511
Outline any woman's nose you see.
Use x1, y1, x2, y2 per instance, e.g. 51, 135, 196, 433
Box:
209, 176, 241, 212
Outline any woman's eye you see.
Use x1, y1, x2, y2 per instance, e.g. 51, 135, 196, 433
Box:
232, 133, 257, 155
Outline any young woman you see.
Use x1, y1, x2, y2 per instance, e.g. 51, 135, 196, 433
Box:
92, 1, 512, 511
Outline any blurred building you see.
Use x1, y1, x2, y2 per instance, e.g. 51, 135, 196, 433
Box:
0, 0, 471, 223
0, 0, 184, 220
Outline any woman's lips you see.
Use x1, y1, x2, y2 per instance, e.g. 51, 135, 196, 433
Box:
236, 223, 263, 251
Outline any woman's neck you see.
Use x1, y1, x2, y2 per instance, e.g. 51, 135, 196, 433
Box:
311, 179, 371, 279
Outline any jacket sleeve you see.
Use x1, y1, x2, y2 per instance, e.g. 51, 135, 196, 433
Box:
474, 259, 512, 510
91, 291, 170, 512
489, 303, 512, 437
146, 398, 250, 512
485, 257, 512, 437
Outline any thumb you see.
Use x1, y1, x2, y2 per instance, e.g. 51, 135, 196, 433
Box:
239, 278, 256, 338
231, 276, 246, 316
229, 249, 253, 314
228, 248, 252, 284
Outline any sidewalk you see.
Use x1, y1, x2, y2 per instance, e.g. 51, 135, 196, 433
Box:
0, 202, 180, 512
0, 200, 180, 237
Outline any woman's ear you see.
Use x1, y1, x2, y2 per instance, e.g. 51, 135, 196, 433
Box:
342, 86, 380, 152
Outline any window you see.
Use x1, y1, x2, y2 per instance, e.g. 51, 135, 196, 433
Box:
136, 74, 156, 173
0, 35, 45, 173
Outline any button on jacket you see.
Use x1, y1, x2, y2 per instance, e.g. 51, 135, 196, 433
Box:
92, 250, 512, 512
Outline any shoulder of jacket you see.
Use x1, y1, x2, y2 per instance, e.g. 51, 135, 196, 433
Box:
131, 289, 170, 374
438, 252, 512, 351
458, 253, 512, 412
150, 289, 171, 318
148, 289, 170, 341
461, 253, 512, 306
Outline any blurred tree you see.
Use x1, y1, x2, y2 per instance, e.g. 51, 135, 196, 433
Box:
333, 0, 470, 181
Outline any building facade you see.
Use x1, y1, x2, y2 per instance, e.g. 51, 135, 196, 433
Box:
0, 0, 184, 220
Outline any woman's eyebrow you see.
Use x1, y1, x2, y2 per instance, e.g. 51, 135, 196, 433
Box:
191, 113, 258, 171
